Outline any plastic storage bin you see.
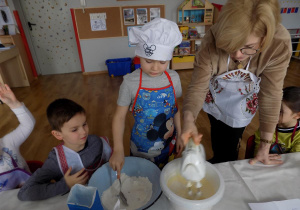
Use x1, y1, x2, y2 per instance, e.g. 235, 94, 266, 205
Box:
105, 57, 132, 77
133, 56, 141, 70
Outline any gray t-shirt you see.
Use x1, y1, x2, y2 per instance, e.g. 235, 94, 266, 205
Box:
117, 69, 182, 111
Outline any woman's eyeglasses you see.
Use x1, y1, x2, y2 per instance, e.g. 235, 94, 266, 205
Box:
240, 47, 260, 55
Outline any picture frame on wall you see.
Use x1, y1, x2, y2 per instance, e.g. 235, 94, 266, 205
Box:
136, 8, 147, 25
123, 8, 135, 25
150, 8, 160, 21
127, 25, 142, 47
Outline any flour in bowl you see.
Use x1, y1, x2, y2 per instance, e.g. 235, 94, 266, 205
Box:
101, 173, 153, 210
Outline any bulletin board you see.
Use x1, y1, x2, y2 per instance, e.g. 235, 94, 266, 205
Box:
121, 5, 165, 36
73, 7, 123, 39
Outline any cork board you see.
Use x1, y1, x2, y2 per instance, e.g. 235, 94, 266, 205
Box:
121, 5, 165, 36
74, 7, 123, 39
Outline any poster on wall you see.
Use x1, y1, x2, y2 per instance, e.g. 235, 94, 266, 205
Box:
123, 8, 135, 25
137, 8, 147, 25
0, 6, 14, 25
90, 13, 107, 31
150, 8, 160, 21
127, 25, 142, 47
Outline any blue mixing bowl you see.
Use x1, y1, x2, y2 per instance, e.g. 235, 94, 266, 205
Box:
88, 156, 161, 209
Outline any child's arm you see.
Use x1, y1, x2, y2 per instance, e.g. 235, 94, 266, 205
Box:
174, 110, 184, 157
109, 105, 129, 179
18, 151, 70, 201
0, 83, 22, 109
0, 83, 35, 148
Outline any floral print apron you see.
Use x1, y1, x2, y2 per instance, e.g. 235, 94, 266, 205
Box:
131, 70, 178, 168
203, 56, 261, 128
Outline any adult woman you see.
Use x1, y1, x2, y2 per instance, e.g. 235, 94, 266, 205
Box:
181, 0, 292, 164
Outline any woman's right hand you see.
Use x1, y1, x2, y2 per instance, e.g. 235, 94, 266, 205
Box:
181, 111, 203, 145
109, 150, 125, 179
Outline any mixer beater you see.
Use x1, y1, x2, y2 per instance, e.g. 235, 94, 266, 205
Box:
181, 139, 206, 197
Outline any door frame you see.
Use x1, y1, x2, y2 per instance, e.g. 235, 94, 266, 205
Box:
11, 0, 42, 75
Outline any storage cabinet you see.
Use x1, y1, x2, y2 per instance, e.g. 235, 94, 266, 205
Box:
171, 0, 214, 70
0, 34, 34, 84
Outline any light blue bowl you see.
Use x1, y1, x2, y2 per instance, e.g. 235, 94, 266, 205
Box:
88, 156, 162, 210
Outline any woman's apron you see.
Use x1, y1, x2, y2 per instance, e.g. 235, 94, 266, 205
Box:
203, 56, 261, 128
0, 151, 31, 191
131, 70, 178, 168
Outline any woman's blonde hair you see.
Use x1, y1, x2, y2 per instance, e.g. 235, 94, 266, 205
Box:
215, 0, 281, 53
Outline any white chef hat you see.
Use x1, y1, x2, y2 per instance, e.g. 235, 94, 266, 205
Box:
129, 18, 182, 61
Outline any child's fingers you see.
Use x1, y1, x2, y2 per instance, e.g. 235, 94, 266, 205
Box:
64, 167, 72, 176
74, 168, 86, 177
78, 171, 89, 181
116, 163, 122, 179
175, 144, 184, 157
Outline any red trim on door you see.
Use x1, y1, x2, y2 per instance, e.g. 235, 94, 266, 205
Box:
13, 10, 38, 77
70, 9, 85, 72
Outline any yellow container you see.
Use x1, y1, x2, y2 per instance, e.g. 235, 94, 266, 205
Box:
172, 55, 195, 63
179, 26, 189, 40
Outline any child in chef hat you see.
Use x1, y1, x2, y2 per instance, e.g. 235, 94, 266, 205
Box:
110, 18, 184, 177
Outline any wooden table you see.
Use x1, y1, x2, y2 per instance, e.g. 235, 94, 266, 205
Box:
0, 47, 30, 87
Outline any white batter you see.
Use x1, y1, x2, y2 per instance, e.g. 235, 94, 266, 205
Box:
101, 173, 153, 210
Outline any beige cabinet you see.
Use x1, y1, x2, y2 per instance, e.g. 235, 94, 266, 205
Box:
0, 34, 35, 85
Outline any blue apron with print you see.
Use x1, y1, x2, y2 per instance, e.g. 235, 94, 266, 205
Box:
131, 70, 178, 168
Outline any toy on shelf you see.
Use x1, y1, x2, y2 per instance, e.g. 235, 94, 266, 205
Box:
177, 0, 214, 26
188, 27, 198, 39
192, 0, 204, 8
179, 26, 189, 40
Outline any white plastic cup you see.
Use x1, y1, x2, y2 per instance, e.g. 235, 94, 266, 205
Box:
160, 158, 225, 210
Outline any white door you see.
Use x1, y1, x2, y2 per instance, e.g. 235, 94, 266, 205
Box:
13, 0, 81, 75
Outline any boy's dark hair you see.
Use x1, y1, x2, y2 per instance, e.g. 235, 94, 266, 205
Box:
283, 86, 300, 113
47, 98, 85, 131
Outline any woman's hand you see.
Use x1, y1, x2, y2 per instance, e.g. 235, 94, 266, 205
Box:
181, 111, 202, 145
109, 150, 125, 179
249, 143, 283, 165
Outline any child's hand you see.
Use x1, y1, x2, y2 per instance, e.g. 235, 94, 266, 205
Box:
64, 167, 89, 189
109, 151, 124, 179
175, 135, 184, 157
0, 83, 21, 109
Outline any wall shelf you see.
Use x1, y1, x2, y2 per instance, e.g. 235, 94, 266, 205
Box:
171, 0, 214, 70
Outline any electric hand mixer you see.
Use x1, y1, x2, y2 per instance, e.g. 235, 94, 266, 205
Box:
181, 139, 206, 196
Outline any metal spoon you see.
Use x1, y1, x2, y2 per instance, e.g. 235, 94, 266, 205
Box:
119, 178, 128, 206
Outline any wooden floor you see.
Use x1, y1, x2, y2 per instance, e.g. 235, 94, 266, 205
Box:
1, 58, 299, 162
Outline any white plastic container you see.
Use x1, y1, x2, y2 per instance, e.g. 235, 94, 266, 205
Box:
160, 158, 225, 210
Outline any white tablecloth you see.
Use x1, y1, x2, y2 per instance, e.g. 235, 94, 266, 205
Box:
1, 153, 300, 210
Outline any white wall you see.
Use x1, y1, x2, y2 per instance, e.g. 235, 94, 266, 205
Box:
68, 0, 182, 73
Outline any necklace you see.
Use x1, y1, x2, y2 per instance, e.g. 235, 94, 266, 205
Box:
237, 61, 243, 69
